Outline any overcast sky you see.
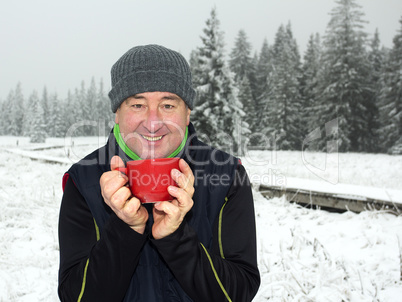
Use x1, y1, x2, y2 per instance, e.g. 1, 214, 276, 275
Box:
1, 0, 401, 100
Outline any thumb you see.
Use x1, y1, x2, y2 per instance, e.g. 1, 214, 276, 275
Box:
110, 155, 125, 171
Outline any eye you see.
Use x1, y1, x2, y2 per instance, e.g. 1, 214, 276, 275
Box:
163, 104, 174, 110
131, 104, 144, 109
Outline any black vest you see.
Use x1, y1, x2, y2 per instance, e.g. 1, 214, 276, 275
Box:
67, 124, 238, 301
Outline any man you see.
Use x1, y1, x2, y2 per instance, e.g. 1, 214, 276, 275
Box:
58, 44, 260, 301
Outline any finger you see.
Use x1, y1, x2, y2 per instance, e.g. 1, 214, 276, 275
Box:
109, 186, 132, 210
170, 199, 180, 207
122, 196, 142, 216
154, 200, 180, 217
101, 171, 128, 194
171, 165, 192, 188
110, 155, 125, 171
171, 168, 195, 197
179, 159, 194, 185
100, 170, 115, 187
168, 186, 193, 210
107, 168, 129, 183
171, 168, 184, 186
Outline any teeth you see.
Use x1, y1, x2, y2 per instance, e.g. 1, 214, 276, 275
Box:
142, 135, 163, 142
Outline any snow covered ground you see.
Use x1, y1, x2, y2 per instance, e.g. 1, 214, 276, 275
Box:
0, 136, 401, 301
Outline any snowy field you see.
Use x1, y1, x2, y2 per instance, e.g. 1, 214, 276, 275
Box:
0, 136, 402, 301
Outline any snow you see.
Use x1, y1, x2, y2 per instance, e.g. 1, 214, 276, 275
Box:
0, 137, 401, 301
252, 193, 402, 301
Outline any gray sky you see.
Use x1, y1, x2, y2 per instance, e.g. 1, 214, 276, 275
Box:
1, 0, 401, 100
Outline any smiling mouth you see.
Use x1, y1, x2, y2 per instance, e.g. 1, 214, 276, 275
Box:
141, 135, 164, 142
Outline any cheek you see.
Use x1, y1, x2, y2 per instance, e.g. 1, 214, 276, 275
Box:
119, 114, 141, 133
168, 115, 188, 132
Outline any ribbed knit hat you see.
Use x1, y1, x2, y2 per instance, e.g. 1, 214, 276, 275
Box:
108, 44, 196, 113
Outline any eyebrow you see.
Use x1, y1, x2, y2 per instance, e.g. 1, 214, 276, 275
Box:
162, 95, 181, 101
132, 93, 182, 101
132, 94, 146, 99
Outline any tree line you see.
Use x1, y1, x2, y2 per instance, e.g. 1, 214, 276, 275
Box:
0, 79, 114, 143
190, 1, 402, 154
0, 0, 401, 154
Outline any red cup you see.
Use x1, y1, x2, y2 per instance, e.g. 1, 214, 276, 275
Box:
116, 158, 180, 203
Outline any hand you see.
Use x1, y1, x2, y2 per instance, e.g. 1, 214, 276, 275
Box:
100, 156, 149, 234
152, 159, 195, 240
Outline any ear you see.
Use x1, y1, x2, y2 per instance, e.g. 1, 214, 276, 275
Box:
186, 108, 191, 126
115, 110, 119, 124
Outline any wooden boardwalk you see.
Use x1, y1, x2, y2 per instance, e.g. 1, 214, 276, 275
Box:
257, 184, 402, 214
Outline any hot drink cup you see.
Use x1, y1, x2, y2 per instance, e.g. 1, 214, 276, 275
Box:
115, 157, 180, 203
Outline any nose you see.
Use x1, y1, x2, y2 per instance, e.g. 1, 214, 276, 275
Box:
143, 107, 163, 133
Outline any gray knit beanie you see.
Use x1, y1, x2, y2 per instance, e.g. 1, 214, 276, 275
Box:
108, 44, 196, 113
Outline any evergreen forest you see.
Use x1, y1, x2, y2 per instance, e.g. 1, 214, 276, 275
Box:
1, 0, 401, 154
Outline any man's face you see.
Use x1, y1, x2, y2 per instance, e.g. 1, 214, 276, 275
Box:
115, 91, 191, 159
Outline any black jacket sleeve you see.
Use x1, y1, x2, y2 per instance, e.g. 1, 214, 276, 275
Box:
151, 164, 260, 302
58, 177, 147, 302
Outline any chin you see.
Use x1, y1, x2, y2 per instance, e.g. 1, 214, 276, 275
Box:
139, 150, 170, 159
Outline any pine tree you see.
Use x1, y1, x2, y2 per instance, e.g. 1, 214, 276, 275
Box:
64, 90, 78, 137
0, 96, 13, 135
4, 89, 15, 135
190, 7, 250, 154
378, 17, 402, 153
48, 93, 65, 137
71, 82, 87, 136
9, 83, 25, 136
317, 0, 376, 152
301, 34, 322, 139
97, 78, 114, 136
253, 39, 274, 144
365, 29, 384, 151
229, 29, 253, 84
0, 99, 6, 135
22, 91, 36, 137
229, 29, 258, 137
264, 23, 303, 150
254, 39, 273, 107
369, 29, 385, 87
248, 52, 259, 103
30, 91, 46, 143
238, 77, 256, 135
41, 86, 50, 134
84, 78, 97, 135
